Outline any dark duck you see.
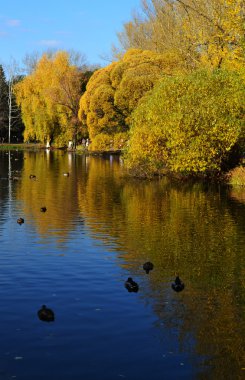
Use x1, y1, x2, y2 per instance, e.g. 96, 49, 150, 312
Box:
38, 305, 55, 322
40, 207, 47, 212
172, 276, 185, 292
143, 261, 154, 274
125, 277, 139, 293
17, 218, 24, 225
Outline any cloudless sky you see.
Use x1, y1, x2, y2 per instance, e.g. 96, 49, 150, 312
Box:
0, 0, 141, 67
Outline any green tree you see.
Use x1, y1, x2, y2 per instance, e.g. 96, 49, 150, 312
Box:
0, 62, 24, 143
0, 65, 8, 141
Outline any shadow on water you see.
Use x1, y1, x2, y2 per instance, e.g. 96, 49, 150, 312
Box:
0, 150, 244, 379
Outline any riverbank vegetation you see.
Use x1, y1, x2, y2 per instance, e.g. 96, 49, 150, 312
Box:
1, 0, 245, 181
79, 0, 245, 180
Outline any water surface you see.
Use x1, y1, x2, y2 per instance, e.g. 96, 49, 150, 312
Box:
0, 150, 244, 380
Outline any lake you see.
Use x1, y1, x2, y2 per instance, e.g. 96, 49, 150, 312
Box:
0, 149, 244, 380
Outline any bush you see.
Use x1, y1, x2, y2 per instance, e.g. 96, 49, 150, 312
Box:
89, 134, 112, 151
125, 69, 245, 176
90, 132, 129, 152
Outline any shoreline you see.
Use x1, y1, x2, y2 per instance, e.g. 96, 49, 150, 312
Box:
1, 143, 244, 186
0, 143, 45, 150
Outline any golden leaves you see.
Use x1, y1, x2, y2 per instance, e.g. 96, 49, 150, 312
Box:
14, 51, 83, 144
126, 69, 245, 175
78, 49, 184, 151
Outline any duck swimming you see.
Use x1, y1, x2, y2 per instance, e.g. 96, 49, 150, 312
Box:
17, 218, 24, 225
172, 276, 185, 292
29, 174, 36, 179
40, 207, 47, 212
63, 172, 69, 177
143, 261, 154, 274
125, 277, 139, 293
38, 305, 55, 322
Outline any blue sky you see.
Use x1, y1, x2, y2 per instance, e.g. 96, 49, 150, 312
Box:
0, 0, 141, 67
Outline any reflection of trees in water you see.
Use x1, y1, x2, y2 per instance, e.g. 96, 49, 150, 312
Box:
0, 152, 11, 210
0, 150, 24, 220
77, 159, 245, 380
14, 150, 84, 241
8, 151, 245, 378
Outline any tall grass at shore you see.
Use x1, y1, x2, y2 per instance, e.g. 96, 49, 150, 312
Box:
228, 166, 245, 186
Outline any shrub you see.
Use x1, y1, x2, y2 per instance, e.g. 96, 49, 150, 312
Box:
89, 134, 112, 151
125, 70, 245, 176
90, 132, 129, 152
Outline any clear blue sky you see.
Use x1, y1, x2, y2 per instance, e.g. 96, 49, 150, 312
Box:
0, 0, 141, 67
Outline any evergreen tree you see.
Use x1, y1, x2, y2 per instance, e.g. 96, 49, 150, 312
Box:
8, 74, 24, 142
0, 65, 8, 142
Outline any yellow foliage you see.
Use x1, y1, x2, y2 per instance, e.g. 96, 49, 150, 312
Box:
116, 0, 245, 71
14, 51, 82, 145
126, 69, 245, 175
78, 49, 185, 149
90, 132, 129, 152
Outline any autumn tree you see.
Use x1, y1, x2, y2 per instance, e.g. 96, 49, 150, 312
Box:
115, 0, 244, 71
79, 48, 184, 151
79, 61, 121, 147
15, 51, 89, 147
125, 69, 245, 176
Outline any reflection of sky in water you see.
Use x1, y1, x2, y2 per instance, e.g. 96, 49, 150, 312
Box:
0, 150, 244, 380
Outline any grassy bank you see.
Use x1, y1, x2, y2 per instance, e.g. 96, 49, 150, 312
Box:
0, 143, 45, 150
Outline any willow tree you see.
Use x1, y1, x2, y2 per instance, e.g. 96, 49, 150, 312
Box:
79, 48, 184, 150
15, 51, 87, 146
79, 62, 122, 147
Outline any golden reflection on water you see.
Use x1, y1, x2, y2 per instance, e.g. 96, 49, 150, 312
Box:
13, 151, 245, 379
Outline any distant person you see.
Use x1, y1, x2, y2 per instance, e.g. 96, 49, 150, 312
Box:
68, 140, 73, 149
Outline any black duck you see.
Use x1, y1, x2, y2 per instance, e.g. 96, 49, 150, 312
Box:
38, 305, 55, 322
172, 276, 185, 292
125, 277, 139, 293
143, 261, 154, 274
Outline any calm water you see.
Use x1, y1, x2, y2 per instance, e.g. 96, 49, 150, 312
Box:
0, 150, 244, 380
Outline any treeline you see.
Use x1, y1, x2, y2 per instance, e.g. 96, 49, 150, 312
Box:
0, 64, 24, 142
11, 0, 245, 175
14, 51, 95, 147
